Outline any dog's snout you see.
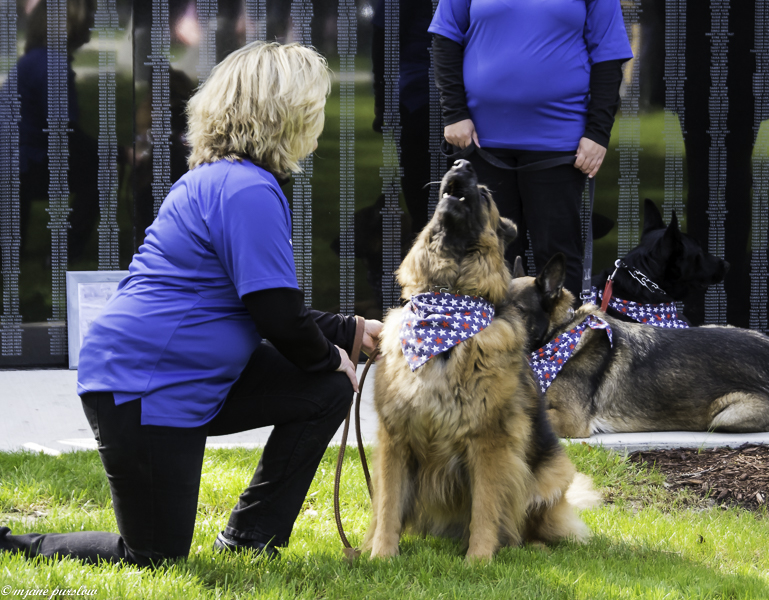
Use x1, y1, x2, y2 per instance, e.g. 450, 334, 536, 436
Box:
452, 159, 472, 171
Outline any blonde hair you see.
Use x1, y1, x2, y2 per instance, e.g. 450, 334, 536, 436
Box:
186, 41, 330, 176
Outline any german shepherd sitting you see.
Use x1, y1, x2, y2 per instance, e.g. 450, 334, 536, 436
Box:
592, 199, 728, 326
362, 161, 598, 561
511, 253, 769, 438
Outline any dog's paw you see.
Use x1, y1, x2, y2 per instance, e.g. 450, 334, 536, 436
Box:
464, 551, 493, 563
369, 535, 400, 559
466, 530, 500, 561
369, 545, 400, 559
465, 539, 496, 562
525, 540, 551, 553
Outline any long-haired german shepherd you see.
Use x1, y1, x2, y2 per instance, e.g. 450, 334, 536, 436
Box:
362, 161, 599, 561
511, 253, 769, 438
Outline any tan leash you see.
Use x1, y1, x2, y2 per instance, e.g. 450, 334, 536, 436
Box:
333, 315, 376, 557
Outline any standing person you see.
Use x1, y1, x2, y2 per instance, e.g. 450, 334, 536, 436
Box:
372, 0, 436, 236
0, 41, 381, 567
429, 0, 633, 297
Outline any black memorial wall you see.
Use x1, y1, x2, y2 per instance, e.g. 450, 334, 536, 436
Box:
0, 0, 767, 367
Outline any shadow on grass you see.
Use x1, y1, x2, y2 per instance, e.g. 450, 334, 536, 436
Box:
180, 533, 769, 600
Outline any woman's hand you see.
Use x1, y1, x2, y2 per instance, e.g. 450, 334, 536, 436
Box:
574, 137, 607, 178
444, 119, 480, 149
336, 346, 358, 392
362, 319, 383, 357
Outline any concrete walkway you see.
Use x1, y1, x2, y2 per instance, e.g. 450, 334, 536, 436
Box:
2, 368, 768, 455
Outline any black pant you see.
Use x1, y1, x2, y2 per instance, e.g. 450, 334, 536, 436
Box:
467, 148, 587, 297
400, 103, 435, 236
0, 342, 352, 566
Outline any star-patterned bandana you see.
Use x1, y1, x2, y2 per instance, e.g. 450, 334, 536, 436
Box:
581, 288, 598, 306
399, 292, 495, 371
529, 314, 613, 393
591, 287, 689, 329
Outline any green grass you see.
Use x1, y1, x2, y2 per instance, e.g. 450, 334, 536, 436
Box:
1, 444, 767, 599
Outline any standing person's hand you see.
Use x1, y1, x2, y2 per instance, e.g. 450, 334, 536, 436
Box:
336, 346, 358, 392
444, 119, 481, 149
362, 319, 383, 358
574, 137, 607, 178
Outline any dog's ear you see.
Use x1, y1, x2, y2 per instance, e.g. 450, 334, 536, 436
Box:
535, 253, 566, 308
512, 256, 526, 278
497, 216, 517, 247
642, 199, 665, 236
658, 212, 683, 260
669, 210, 680, 232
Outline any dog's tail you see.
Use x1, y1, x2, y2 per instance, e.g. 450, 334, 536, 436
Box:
565, 472, 603, 510
532, 471, 600, 545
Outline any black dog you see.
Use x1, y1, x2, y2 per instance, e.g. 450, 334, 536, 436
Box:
592, 199, 728, 326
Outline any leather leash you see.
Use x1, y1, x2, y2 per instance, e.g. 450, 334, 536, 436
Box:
600, 261, 620, 312
333, 317, 376, 558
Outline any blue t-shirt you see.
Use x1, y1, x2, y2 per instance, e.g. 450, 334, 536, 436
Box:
77, 160, 298, 427
429, 0, 633, 151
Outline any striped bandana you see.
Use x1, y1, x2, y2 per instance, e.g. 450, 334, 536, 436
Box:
529, 314, 613, 393
399, 292, 495, 371
594, 287, 689, 329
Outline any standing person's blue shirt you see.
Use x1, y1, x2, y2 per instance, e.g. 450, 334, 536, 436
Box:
77, 159, 297, 427
429, 0, 633, 151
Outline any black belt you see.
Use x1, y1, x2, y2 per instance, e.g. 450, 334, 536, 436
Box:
441, 140, 596, 301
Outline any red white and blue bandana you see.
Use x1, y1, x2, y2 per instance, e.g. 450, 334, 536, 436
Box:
591, 287, 689, 329
529, 315, 613, 394
399, 292, 495, 371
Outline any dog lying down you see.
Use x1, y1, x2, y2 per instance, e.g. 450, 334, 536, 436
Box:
591, 199, 728, 327
362, 160, 600, 561
510, 253, 769, 439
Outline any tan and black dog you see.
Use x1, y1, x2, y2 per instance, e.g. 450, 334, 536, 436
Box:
511, 253, 769, 438
362, 161, 599, 561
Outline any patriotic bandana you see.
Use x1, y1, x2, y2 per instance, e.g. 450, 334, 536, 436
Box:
529, 315, 613, 394
590, 286, 689, 329
399, 292, 495, 371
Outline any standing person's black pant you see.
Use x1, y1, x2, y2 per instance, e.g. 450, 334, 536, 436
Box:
0, 342, 352, 566
467, 148, 587, 297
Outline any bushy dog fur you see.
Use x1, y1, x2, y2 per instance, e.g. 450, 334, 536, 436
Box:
362, 162, 598, 561
512, 253, 769, 438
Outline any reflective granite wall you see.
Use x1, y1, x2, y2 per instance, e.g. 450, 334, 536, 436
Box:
0, 0, 767, 367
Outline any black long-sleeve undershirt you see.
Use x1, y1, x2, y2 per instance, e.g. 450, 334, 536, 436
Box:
242, 288, 358, 373
432, 34, 625, 148
432, 34, 471, 126
583, 59, 625, 148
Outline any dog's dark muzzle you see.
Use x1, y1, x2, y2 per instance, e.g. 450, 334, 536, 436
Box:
451, 159, 474, 173
439, 160, 479, 202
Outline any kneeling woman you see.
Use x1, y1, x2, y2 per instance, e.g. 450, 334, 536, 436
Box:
1, 41, 380, 566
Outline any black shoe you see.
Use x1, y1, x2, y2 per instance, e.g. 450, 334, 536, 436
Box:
213, 531, 279, 560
